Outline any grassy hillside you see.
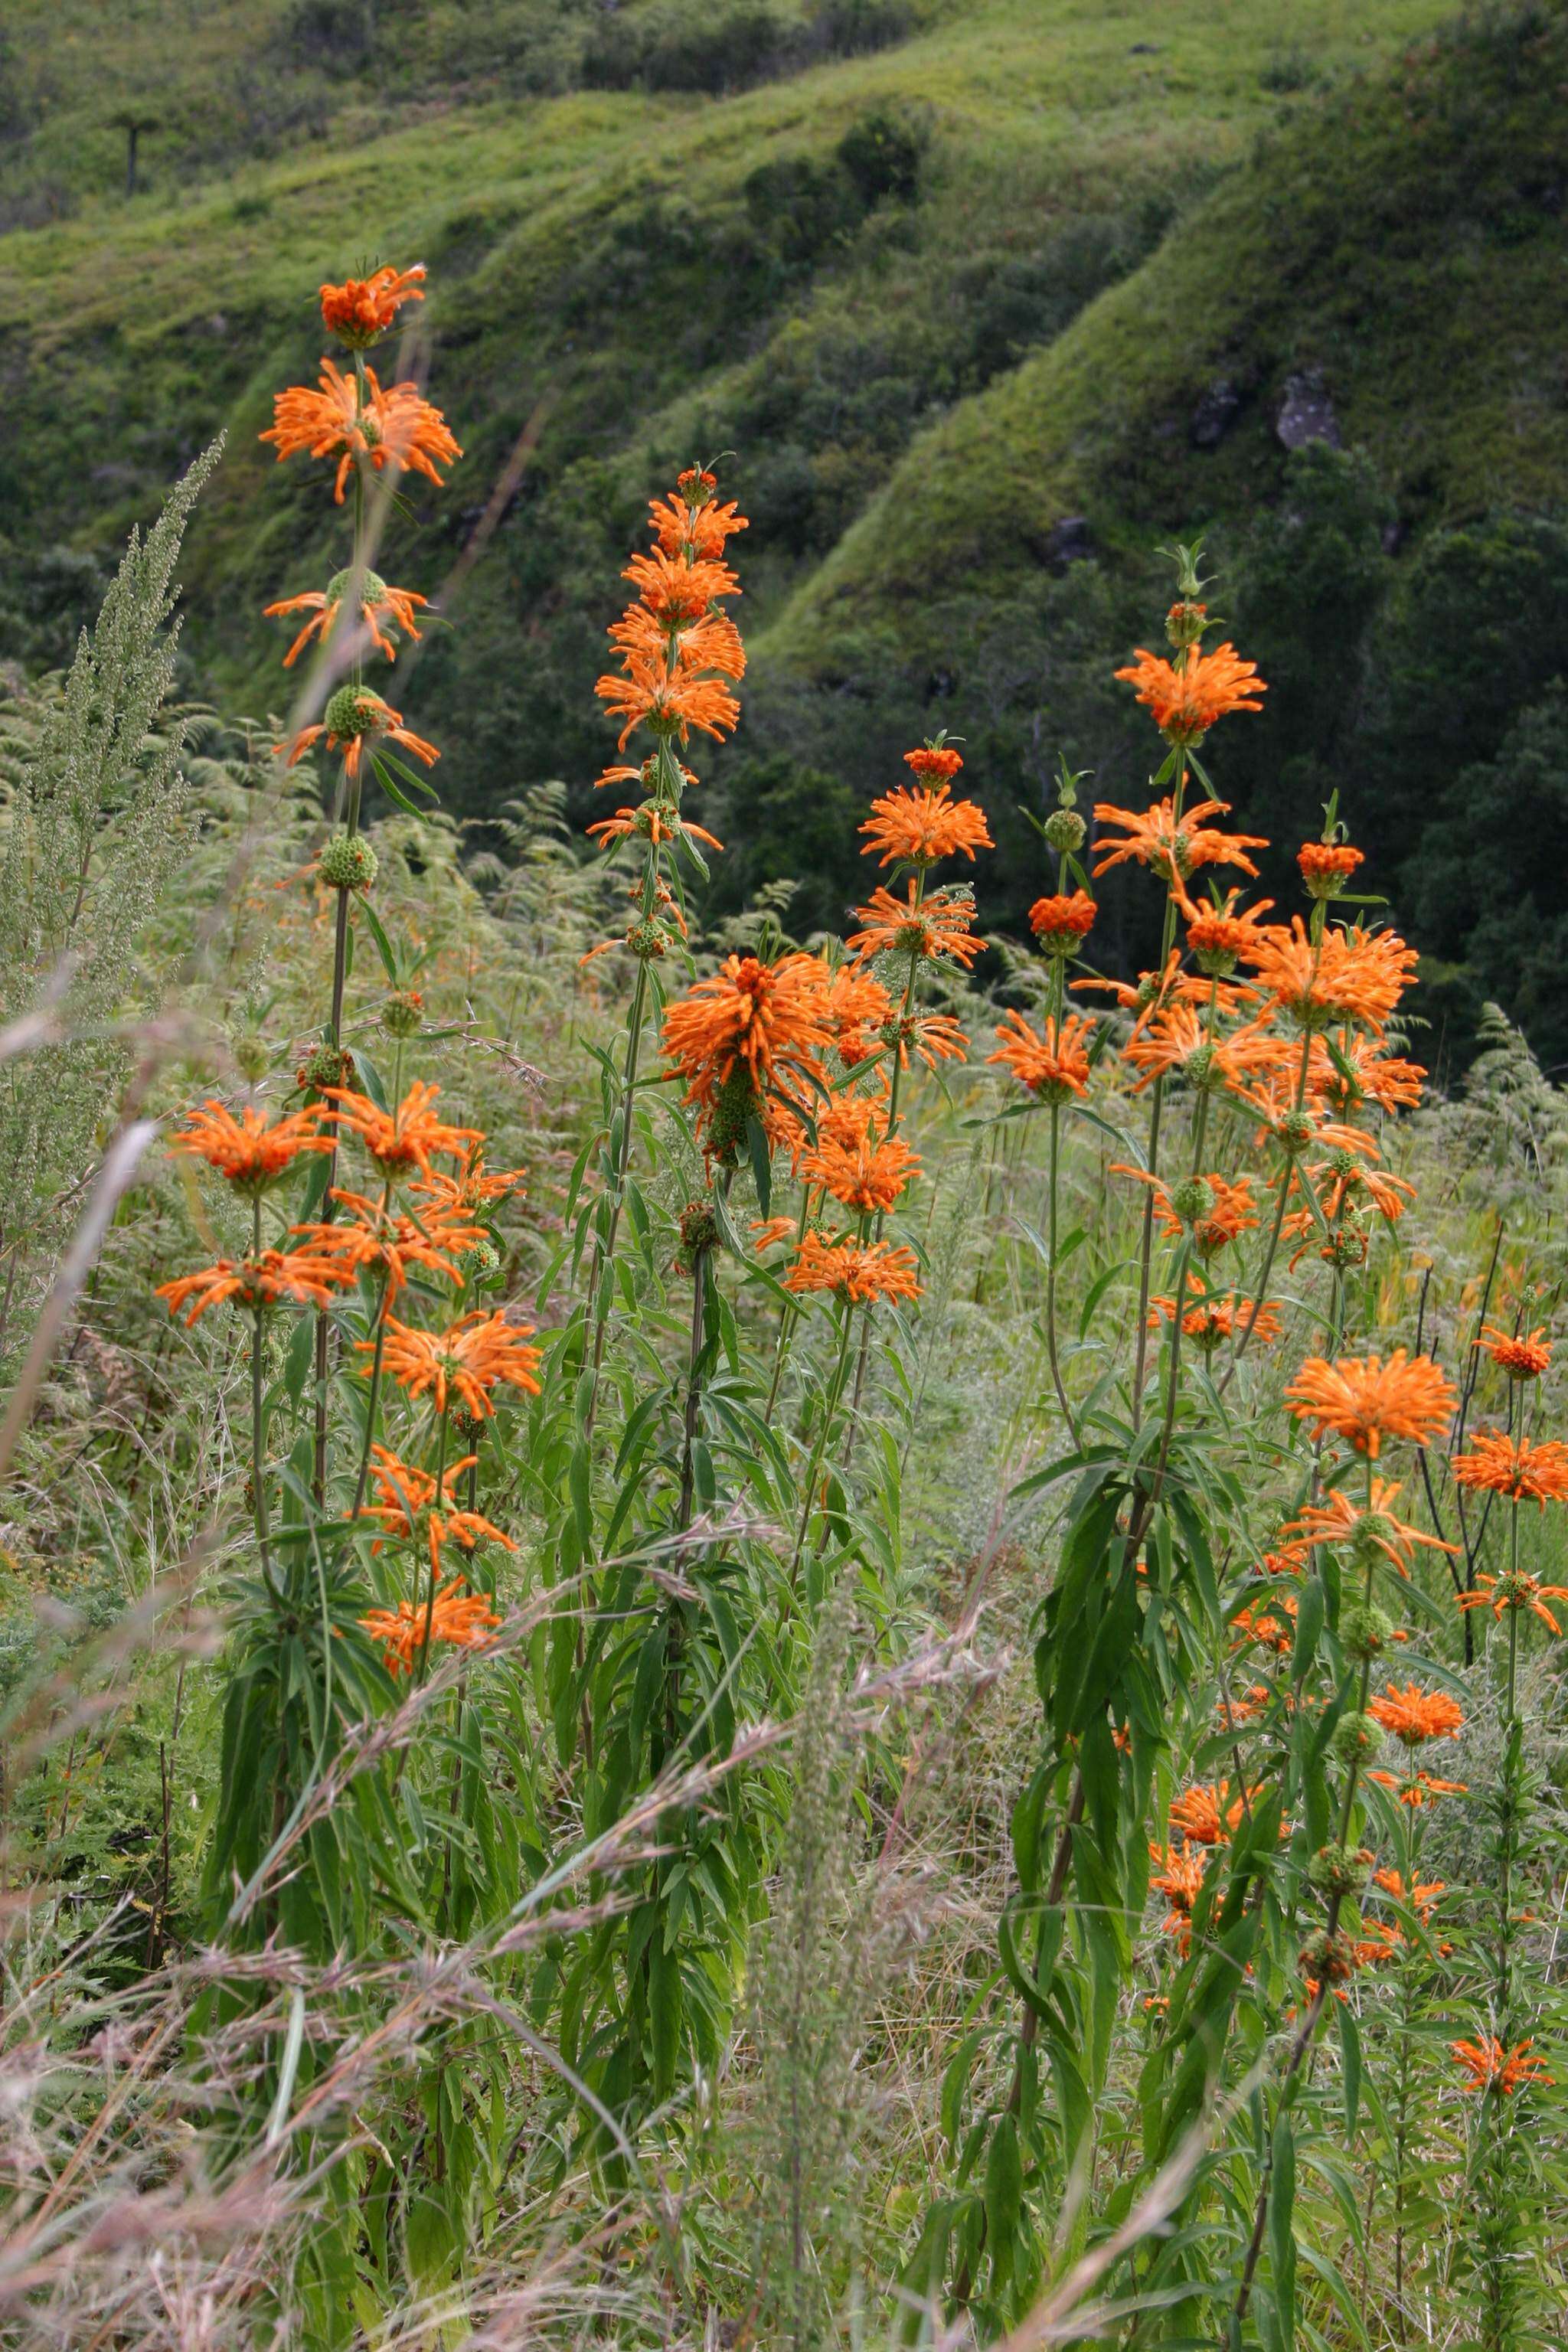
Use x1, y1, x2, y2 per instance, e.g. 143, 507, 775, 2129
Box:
2, 0, 1565, 1063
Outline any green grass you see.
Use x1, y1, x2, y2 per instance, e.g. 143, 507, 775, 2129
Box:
760, 5, 1568, 679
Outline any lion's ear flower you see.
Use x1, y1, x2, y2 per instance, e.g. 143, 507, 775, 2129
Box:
319, 263, 426, 347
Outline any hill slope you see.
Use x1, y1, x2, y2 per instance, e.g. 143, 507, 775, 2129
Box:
1, 0, 1565, 1063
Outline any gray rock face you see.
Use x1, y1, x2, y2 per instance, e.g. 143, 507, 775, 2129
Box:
1276, 371, 1341, 450
1191, 379, 1240, 449
1044, 515, 1093, 569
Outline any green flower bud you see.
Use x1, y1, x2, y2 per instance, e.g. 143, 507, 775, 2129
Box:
1331, 1709, 1383, 1762
319, 831, 378, 893
459, 1237, 501, 1284
297, 1042, 354, 1095
326, 565, 387, 610
1044, 808, 1086, 854
323, 684, 384, 740
704, 1066, 760, 1168
1340, 1602, 1394, 1664
1308, 1842, 1374, 1897
1298, 1929, 1354, 1986
677, 1200, 720, 1269
1170, 1177, 1215, 1230
381, 989, 425, 1039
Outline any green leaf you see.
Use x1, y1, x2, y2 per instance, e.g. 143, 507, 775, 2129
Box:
1269, 2116, 1297, 2349
745, 1114, 772, 1217
983, 2112, 1023, 2292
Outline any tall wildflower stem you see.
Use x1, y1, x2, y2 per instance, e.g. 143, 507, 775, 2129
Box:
1235, 1454, 1380, 2334
412, 1406, 451, 1688
583, 850, 658, 1438
349, 1053, 404, 1518
1129, 760, 1188, 1430
1225, 1020, 1316, 1389
312, 456, 368, 1499
1043, 949, 1079, 1441
763, 1187, 815, 1423
250, 1197, 279, 1606
788, 1302, 856, 1590
844, 911, 924, 1440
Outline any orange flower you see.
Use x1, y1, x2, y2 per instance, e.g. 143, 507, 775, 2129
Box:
261, 359, 460, 502
903, 743, 964, 782
1372, 1868, 1445, 1922
594, 648, 741, 753
359, 1577, 501, 1677
1457, 1570, 1568, 1634
662, 953, 831, 1117
607, 600, 746, 684
284, 688, 439, 779
411, 1154, 526, 1214
358, 1445, 517, 1578
1308, 1033, 1426, 1117
1117, 1168, 1258, 1260
621, 547, 740, 623
1451, 1429, 1568, 1506
848, 882, 983, 970
1093, 795, 1269, 890
1114, 642, 1266, 743
750, 1216, 799, 1253
1281, 1479, 1457, 1576
292, 1187, 487, 1298
1351, 1921, 1403, 1971
1150, 1289, 1281, 1349
1304, 1151, 1415, 1227
1148, 1842, 1207, 1949
596, 475, 748, 753
799, 1109, 920, 1214
1451, 2037, 1554, 2096
859, 782, 993, 869
155, 1246, 349, 1325
585, 802, 724, 857
987, 1008, 1093, 1102
1366, 1768, 1468, 1809
319, 263, 426, 346
889, 1011, 971, 1072
648, 484, 748, 562
325, 1083, 482, 1178
264, 573, 428, 666
783, 1233, 922, 1305
1367, 1683, 1465, 1747
1231, 1593, 1297, 1651
1185, 890, 1276, 970
170, 1099, 334, 1192
1298, 839, 1364, 896
1120, 1005, 1283, 1096
1168, 1780, 1255, 1848
1477, 1322, 1552, 1380
822, 966, 894, 1067
1241, 918, 1418, 1036
369, 1309, 542, 1418
1284, 1350, 1455, 1458
1028, 890, 1097, 952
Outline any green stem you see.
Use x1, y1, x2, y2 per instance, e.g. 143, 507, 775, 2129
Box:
787, 1303, 856, 1592
413, 1408, 450, 1687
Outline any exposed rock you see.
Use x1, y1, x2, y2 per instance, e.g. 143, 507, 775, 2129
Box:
1276, 370, 1341, 450
1044, 515, 1093, 570
1191, 378, 1241, 449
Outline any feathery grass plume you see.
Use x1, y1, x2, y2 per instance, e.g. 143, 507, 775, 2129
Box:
0, 441, 223, 1363
750, 1565, 878, 2350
